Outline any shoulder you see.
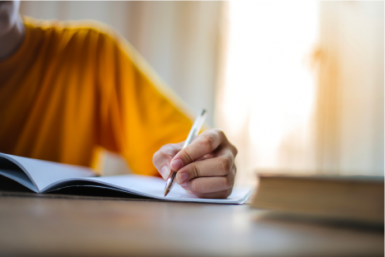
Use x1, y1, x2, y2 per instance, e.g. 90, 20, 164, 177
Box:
23, 16, 121, 52
23, 16, 115, 37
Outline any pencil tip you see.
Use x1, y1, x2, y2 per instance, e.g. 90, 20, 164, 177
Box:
164, 189, 170, 197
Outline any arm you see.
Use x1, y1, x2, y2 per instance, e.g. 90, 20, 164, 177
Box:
96, 28, 238, 198
95, 28, 194, 177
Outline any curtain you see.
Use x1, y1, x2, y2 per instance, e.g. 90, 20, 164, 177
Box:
218, 1, 320, 185
313, 1, 384, 176
218, 1, 383, 186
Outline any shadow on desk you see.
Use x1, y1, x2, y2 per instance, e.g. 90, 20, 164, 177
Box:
253, 211, 384, 233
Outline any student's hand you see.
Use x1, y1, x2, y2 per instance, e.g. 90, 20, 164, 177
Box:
153, 129, 237, 198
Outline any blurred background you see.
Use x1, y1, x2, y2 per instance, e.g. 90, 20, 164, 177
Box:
20, 1, 384, 185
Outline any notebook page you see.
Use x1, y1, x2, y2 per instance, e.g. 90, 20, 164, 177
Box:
0, 153, 95, 192
85, 175, 251, 204
0, 169, 38, 192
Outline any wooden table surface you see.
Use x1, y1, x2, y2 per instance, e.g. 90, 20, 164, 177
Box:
0, 191, 383, 257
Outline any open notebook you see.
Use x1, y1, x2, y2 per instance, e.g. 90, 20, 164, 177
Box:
0, 153, 251, 204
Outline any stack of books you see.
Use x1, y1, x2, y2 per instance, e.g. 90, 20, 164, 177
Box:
251, 173, 384, 225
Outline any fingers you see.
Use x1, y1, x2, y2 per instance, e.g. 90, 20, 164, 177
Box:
152, 128, 238, 199
175, 148, 234, 184
170, 129, 226, 171
180, 169, 236, 195
152, 143, 183, 179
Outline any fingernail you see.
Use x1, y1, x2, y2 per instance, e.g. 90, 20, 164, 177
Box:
181, 182, 188, 187
160, 166, 170, 178
171, 159, 183, 171
177, 173, 189, 184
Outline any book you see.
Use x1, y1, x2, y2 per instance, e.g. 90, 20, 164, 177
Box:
251, 173, 384, 224
0, 153, 251, 204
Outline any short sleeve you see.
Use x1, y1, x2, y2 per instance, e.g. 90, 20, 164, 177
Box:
94, 30, 194, 176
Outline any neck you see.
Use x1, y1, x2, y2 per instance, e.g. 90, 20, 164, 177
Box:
0, 16, 25, 60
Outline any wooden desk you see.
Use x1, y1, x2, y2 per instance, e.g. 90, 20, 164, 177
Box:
0, 191, 383, 257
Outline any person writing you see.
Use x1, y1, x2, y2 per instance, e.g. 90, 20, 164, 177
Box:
0, 1, 237, 198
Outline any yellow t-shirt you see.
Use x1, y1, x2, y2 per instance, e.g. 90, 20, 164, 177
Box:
0, 17, 193, 176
